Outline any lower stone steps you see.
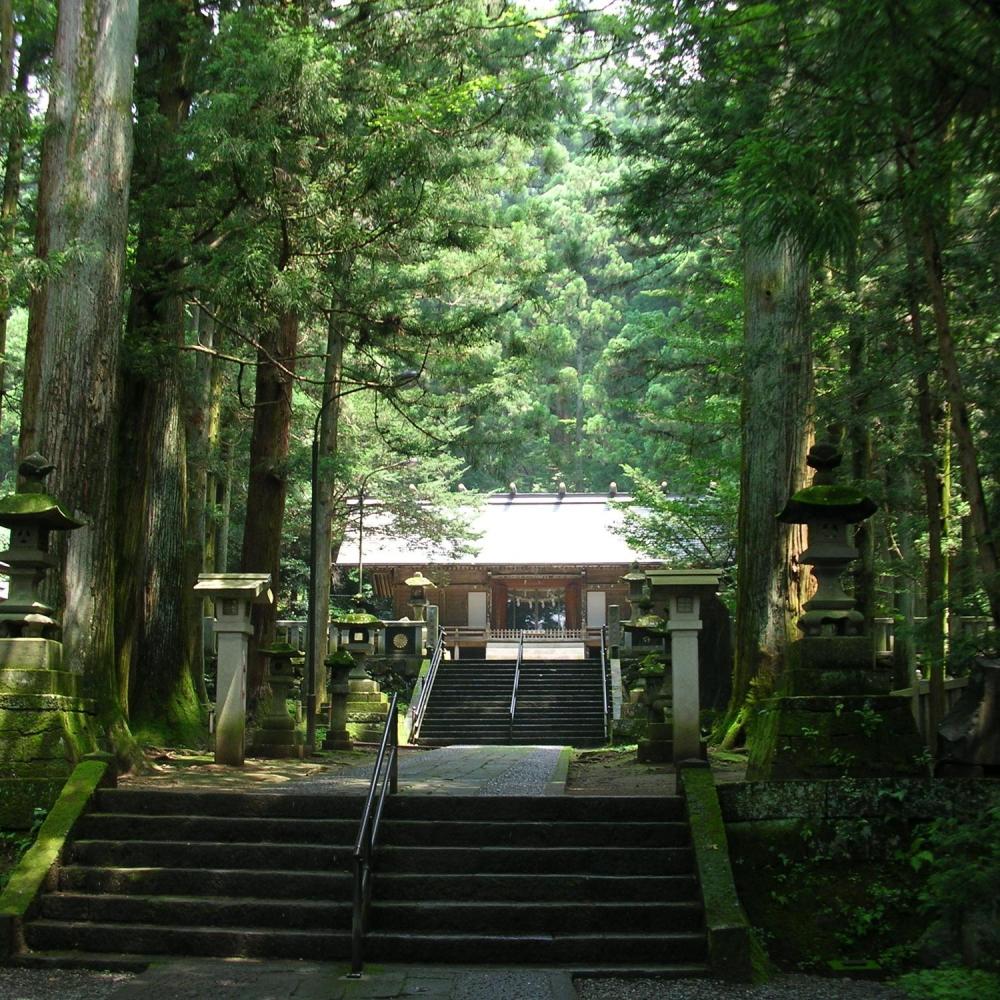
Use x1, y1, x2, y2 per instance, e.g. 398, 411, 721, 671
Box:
20, 789, 708, 973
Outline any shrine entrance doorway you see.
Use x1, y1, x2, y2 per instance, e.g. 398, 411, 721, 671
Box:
490, 576, 582, 634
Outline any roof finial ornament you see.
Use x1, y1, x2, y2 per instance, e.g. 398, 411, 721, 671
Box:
18, 453, 56, 494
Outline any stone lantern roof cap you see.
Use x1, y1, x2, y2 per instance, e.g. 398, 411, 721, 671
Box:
622, 613, 668, 634
0, 491, 84, 531
778, 485, 877, 525
332, 611, 381, 626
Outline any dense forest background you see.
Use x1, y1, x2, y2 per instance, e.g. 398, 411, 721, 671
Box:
0, 0, 996, 760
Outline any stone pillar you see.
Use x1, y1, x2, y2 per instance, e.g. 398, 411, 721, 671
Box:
608, 604, 621, 659
667, 593, 704, 761
194, 574, 272, 766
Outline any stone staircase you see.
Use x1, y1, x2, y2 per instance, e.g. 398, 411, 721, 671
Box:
510, 659, 606, 747
19, 788, 708, 975
416, 659, 516, 745
416, 657, 608, 747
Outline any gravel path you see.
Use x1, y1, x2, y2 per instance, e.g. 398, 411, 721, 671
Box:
575, 974, 908, 1000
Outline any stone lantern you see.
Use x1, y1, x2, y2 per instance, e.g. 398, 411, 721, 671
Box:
0, 455, 94, 820
0, 454, 84, 641
777, 442, 877, 638
405, 571, 433, 622
251, 642, 302, 758
194, 572, 272, 766
324, 603, 391, 746
747, 441, 923, 779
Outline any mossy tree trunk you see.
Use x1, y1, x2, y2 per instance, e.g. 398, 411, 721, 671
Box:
115, 0, 207, 745
18, 0, 140, 765
723, 233, 812, 747
241, 309, 298, 700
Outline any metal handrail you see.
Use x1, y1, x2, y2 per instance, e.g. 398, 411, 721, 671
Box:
600, 625, 610, 742
410, 626, 446, 741
509, 630, 525, 740
349, 691, 399, 977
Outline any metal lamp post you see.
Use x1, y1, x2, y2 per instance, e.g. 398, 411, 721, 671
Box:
354, 456, 420, 606
304, 369, 419, 753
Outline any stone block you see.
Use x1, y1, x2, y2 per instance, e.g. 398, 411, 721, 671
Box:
0, 639, 62, 673
789, 635, 875, 672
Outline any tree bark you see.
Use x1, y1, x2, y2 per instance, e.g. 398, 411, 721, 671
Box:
310, 313, 345, 715
19, 0, 140, 763
0, 25, 32, 433
241, 309, 299, 699
920, 216, 1000, 628
116, 0, 205, 742
725, 233, 812, 744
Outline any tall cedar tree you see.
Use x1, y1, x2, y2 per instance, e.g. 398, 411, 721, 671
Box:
19, 0, 140, 763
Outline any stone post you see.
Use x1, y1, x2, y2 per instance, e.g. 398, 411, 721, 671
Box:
194, 573, 272, 766
666, 593, 704, 761
608, 604, 621, 660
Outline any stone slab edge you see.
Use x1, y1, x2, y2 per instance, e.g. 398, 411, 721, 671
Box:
678, 762, 757, 982
545, 746, 573, 796
0, 755, 113, 959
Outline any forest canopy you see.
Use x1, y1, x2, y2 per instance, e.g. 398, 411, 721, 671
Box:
0, 0, 996, 759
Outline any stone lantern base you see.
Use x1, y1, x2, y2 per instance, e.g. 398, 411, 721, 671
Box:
0, 638, 98, 827
746, 636, 925, 780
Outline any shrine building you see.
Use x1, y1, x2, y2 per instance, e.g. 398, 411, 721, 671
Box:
336, 489, 661, 655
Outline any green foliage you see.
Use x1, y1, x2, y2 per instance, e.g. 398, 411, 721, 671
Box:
896, 968, 1000, 1000
908, 805, 1000, 969
0, 808, 46, 893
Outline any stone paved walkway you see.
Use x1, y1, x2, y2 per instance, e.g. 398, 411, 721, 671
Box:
263, 744, 569, 796
0, 959, 579, 1000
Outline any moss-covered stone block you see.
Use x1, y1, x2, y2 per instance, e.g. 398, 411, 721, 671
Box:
0, 639, 63, 674
0, 758, 108, 957
747, 693, 924, 780
679, 764, 756, 981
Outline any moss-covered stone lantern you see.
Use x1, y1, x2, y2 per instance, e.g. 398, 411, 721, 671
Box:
747, 440, 923, 780
251, 642, 302, 758
0, 454, 84, 641
777, 442, 877, 638
0, 455, 95, 826
326, 601, 392, 745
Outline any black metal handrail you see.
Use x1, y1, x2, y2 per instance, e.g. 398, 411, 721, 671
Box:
349, 691, 399, 977
410, 626, 446, 742
509, 629, 525, 740
600, 624, 611, 742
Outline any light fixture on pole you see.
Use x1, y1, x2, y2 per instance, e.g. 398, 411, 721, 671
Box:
354, 455, 420, 606
305, 368, 419, 754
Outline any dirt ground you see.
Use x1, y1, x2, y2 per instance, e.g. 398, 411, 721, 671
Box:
117, 747, 380, 791
115, 744, 747, 796
565, 746, 748, 795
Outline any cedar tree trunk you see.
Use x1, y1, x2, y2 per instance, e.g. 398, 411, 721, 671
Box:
19, 0, 140, 762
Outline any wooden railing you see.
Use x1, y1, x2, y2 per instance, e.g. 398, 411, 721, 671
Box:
891, 676, 970, 739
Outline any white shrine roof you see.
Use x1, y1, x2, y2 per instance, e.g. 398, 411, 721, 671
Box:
336, 492, 661, 568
